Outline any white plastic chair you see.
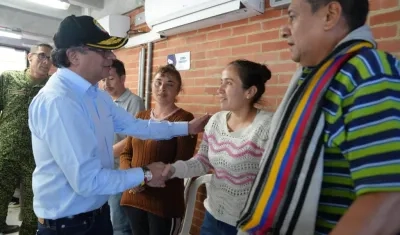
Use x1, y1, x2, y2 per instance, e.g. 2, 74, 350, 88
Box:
180, 174, 212, 235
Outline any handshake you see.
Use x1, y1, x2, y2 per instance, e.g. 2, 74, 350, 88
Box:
129, 162, 175, 194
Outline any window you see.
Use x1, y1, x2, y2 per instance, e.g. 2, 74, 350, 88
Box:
0, 46, 27, 74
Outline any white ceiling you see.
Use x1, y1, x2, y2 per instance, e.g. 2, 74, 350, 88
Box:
0, 0, 144, 50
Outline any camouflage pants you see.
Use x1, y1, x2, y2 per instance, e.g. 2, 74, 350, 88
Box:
0, 149, 36, 235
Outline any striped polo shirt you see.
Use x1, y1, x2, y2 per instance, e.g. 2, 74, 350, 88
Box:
298, 48, 400, 234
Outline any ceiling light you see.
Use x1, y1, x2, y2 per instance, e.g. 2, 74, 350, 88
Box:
0, 30, 22, 40
26, 0, 70, 10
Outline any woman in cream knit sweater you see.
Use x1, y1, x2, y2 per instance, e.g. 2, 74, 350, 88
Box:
165, 59, 274, 234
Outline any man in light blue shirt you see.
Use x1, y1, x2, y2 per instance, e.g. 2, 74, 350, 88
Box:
29, 15, 209, 235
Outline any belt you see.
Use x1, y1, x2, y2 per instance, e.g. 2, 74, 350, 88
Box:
38, 204, 108, 225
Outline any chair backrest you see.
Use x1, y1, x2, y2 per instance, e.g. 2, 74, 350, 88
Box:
180, 174, 212, 235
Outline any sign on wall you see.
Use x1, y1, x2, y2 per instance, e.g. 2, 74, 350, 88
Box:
167, 51, 191, 71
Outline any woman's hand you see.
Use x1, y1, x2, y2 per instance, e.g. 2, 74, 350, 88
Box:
162, 164, 176, 179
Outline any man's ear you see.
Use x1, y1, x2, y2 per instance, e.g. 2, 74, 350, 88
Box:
66, 49, 79, 66
27, 53, 34, 65
121, 75, 126, 84
323, 1, 342, 30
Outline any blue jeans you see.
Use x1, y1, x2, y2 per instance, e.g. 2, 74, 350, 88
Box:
36, 204, 112, 235
108, 193, 132, 235
200, 211, 238, 235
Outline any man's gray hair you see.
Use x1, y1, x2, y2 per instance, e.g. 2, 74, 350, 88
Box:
30, 43, 53, 53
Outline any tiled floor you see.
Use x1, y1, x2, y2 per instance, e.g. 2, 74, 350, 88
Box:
5, 207, 21, 235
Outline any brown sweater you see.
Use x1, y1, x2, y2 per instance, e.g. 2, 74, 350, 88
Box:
120, 108, 198, 218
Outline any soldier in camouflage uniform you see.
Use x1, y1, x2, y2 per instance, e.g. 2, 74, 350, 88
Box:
0, 43, 52, 235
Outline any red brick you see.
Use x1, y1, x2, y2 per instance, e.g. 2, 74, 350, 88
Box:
248, 29, 280, 43
179, 95, 217, 104
380, 0, 399, 9
249, 9, 281, 22
194, 59, 219, 69
371, 24, 398, 39
180, 78, 196, 87
204, 87, 219, 95
125, 61, 138, 69
204, 105, 221, 114
205, 68, 223, 77
262, 41, 288, 52
206, 48, 232, 58
198, 24, 221, 33
232, 23, 261, 36
378, 40, 400, 53
278, 74, 294, 84
178, 30, 198, 38
195, 41, 220, 50
281, 8, 289, 16
370, 0, 399, 11
217, 57, 238, 66
262, 97, 278, 107
179, 104, 205, 113
186, 34, 207, 45
167, 37, 186, 47
221, 18, 249, 28
174, 46, 192, 53
192, 217, 204, 228
370, 9, 400, 25
153, 48, 175, 58
268, 62, 297, 73
207, 29, 232, 41
232, 44, 261, 55
265, 85, 289, 97
153, 57, 166, 65
181, 69, 206, 78
220, 36, 247, 48
184, 87, 206, 95
279, 50, 292, 61
195, 78, 220, 86
191, 52, 206, 60
190, 225, 201, 235
254, 52, 280, 63
262, 17, 288, 30
194, 208, 205, 219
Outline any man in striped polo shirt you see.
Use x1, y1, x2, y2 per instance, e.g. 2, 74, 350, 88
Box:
238, 0, 400, 234
283, 0, 400, 234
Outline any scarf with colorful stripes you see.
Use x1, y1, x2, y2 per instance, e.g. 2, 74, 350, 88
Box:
237, 40, 374, 235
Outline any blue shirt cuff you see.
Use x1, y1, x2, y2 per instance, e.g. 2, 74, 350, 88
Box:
127, 167, 145, 188
172, 122, 188, 137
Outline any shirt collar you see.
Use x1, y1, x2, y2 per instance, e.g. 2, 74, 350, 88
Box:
57, 68, 94, 96
115, 89, 131, 103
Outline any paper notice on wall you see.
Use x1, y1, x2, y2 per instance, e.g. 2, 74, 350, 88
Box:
167, 51, 190, 71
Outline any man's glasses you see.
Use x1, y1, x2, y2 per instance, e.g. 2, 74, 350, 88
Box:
32, 53, 51, 61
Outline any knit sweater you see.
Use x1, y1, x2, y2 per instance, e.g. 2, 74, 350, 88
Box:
172, 110, 273, 226
120, 108, 198, 218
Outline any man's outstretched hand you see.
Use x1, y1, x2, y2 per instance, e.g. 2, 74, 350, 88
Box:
188, 114, 211, 135
146, 162, 171, 187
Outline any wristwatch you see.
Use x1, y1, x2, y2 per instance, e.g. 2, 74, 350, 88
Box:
141, 166, 153, 185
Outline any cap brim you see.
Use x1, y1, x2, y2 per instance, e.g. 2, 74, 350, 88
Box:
86, 36, 128, 50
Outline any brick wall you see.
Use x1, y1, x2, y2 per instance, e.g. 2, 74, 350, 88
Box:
116, 1, 400, 234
